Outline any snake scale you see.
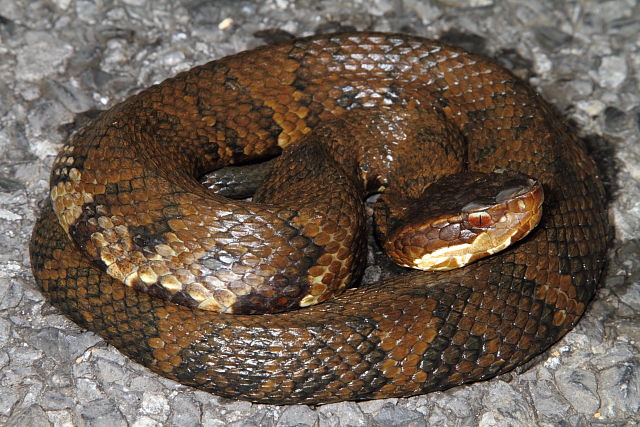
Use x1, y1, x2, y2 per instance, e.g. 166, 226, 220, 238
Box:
30, 32, 609, 404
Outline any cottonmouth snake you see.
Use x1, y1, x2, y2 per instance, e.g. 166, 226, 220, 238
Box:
30, 32, 609, 404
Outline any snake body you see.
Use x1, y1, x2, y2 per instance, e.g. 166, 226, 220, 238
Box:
30, 33, 609, 404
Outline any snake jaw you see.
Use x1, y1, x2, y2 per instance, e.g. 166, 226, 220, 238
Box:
410, 242, 475, 270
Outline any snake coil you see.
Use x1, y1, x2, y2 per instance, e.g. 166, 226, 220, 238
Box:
30, 32, 608, 404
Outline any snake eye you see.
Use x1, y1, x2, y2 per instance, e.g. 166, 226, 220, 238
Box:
468, 211, 493, 228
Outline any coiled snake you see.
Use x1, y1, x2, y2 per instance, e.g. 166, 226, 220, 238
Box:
30, 32, 609, 404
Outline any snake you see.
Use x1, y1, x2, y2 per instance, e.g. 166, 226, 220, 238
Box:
29, 32, 609, 405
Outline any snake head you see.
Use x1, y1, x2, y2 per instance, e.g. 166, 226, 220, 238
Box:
381, 170, 544, 271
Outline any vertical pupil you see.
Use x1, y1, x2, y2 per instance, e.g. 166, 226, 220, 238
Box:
469, 211, 491, 228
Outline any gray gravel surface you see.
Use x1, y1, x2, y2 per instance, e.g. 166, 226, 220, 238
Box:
1, 0, 639, 426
